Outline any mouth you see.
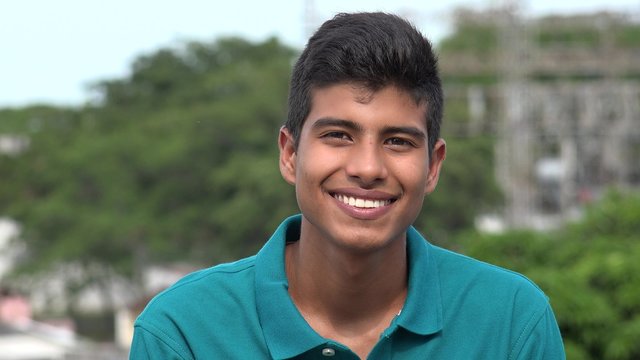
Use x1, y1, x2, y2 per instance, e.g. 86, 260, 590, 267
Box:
332, 193, 396, 209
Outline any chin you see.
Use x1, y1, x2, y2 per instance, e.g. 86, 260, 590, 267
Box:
330, 227, 405, 254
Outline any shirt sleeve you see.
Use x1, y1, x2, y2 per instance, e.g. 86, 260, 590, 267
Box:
512, 304, 566, 360
129, 323, 192, 360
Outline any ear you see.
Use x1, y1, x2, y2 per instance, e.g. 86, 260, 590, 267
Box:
278, 127, 297, 186
424, 138, 446, 195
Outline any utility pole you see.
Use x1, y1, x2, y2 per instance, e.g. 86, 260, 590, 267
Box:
303, 0, 318, 40
496, 1, 535, 228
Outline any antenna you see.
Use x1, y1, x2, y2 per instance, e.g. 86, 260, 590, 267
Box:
304, 0, 318, 40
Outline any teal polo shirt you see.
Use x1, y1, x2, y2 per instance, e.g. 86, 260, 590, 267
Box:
130, 215, 565, 359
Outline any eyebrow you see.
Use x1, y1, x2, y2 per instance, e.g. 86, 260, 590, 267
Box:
311, 117, 363, 132
311, 117, 426, 140
382, 126, 426, 140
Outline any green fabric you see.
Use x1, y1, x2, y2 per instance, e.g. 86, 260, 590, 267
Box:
130, 215, 565, 359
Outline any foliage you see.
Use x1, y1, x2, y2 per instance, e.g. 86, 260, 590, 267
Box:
615, 25, 640, 47
536, 26, 601, 48
459, 190, 640, 359
438, 23, 498, 55
416, 135, 502, 246
0, 37, 298, 296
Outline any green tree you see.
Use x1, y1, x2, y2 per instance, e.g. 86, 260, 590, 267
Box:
460, 190, 640, 359
415, 135, 502, 246
1, 37, 298, 304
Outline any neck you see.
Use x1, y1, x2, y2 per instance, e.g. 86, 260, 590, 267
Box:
285, 225, 408, 328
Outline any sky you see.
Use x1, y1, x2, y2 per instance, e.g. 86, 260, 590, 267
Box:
1, 0, 639, 107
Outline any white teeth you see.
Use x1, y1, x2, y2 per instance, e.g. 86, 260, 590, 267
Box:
334, 194, 390, 208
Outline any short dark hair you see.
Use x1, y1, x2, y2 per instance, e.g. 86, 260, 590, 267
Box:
286, 12, 443, 156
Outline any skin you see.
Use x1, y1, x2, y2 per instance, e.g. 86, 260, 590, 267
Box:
279, 83, 446, 359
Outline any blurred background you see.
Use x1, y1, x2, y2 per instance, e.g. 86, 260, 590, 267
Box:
1, 0, 639, 359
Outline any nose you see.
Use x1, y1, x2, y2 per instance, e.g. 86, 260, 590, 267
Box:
344, 141, 388, 185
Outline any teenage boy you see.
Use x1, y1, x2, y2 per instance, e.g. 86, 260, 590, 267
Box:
130, 12, 565, 359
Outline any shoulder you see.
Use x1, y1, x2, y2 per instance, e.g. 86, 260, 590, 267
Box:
131, 256, 270, 358
136, 256, 257, 325
428, 244, 554, 337
427, 245, 564, 357
431, 244, 547, 303
164, 255, 257, 292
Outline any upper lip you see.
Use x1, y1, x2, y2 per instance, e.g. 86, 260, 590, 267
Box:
328, 188, 398, 201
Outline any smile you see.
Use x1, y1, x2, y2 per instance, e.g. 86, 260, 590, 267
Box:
333, 194, 393, 208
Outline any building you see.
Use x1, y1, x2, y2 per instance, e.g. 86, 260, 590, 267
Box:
440, 6, 640, 230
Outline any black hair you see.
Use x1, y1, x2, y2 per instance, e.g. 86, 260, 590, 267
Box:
286, 12, 443, 156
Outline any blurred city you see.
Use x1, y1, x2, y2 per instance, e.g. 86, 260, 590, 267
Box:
1, 1, 640, 359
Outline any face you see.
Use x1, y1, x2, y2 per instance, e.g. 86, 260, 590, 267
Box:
279, 84, 446, 253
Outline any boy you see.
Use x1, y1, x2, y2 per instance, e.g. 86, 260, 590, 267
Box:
130, 12, 565, 359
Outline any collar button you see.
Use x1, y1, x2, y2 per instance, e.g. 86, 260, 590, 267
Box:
321, 347, 336, 357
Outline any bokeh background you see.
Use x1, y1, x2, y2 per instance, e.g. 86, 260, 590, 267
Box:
1, 1, 639, 359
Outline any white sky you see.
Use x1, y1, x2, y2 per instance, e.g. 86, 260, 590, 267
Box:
1, 0, 639, 107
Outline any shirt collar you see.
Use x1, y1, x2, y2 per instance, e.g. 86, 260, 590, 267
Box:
255, 215, 326, 359
255, 215, 443, 359
396, 226, 443, 335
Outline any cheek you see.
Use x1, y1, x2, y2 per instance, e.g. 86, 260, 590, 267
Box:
389, 159, 429, 189
297, 147, 344, 180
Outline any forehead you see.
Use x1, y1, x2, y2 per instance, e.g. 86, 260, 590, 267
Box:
304, 83, 428, 129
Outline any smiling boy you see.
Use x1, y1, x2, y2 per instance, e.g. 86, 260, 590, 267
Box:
130, 12, 565, 359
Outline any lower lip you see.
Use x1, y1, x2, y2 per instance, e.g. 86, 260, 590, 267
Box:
332, 196, 394, 220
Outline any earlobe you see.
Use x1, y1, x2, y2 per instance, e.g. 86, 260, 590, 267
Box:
278, 127, 297, 185
424, 139, 446, 195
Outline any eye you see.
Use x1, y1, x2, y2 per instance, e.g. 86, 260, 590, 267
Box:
321, 131, 352, 142
385, 137, 414, 147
